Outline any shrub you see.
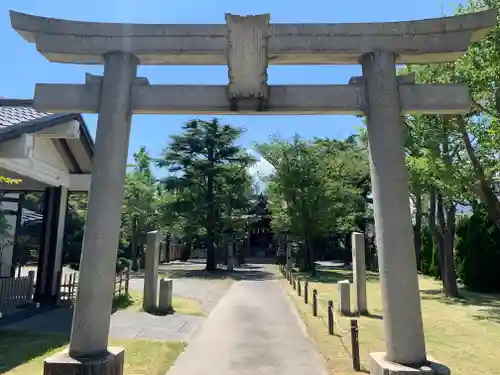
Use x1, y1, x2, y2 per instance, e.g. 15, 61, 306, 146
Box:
419, 225, 440, 278
116, 257, 132, 272
455, 207, 500, 293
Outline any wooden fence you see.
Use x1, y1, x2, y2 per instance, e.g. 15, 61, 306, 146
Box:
159, 241, 183, 263
59, 271, 79, 303
0, 271, 35, 313
113, 268, 130, 298
59, 268, 130, 305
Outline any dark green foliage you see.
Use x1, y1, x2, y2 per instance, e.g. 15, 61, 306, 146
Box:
419, 225, 441, 278
455, 208, 500, 292
62, 193, 87, 268
158, 118, 254, 271
116, 257, 132, 272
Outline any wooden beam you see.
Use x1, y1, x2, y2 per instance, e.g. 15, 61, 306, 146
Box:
35, 120, 81, 139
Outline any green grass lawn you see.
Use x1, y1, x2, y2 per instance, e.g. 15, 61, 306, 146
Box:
284, 268, 500, 375
113, 290, 206, 316
0, 330, 185, 375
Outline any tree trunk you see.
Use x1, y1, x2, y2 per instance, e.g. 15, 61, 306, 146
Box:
131, 216, 139, 272
457, 115, 500, 228
180, 233, 192, 262
436, 194, 459, 297
428, 189, 442, 280
440, 116, 459, 297
443, 203, 459, 297
413, 190, 423, 271
205, 143, 217, 271
306, 232, 316, 277
435, 193, 446, 282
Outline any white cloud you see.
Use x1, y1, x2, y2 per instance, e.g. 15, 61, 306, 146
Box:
247, 150, 275, 179
246, 149, 275, 193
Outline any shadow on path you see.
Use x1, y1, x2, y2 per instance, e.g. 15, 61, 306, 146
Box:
163, 268, 275, 281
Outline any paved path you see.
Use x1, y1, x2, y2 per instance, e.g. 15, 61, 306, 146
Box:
166, 268, 328, 375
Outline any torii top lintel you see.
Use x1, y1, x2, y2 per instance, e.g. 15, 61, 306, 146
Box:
9, 9, 497, 66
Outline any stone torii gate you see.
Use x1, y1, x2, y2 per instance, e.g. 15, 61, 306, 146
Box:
10, 9, 496, 375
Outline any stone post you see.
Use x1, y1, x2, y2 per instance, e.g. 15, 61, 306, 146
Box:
143, 231, 160, 312
352, 232, 367, 314
337, 280, 351, 316
361, 50, 426, 366
68, 52, 138, 362
159, 278, 173, 314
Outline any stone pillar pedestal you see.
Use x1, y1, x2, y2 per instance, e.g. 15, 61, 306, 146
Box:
352, 232, 367, 314
159, 278, 173, 314
338, 280, 351, 316
44, 347, 124, 375
369, 352, 450, 375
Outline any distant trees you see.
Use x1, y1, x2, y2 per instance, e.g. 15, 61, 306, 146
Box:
256, 135, 370, 275
122, 147, 159, 271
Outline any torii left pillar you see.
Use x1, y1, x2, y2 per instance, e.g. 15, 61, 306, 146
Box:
44, 52, 138, 374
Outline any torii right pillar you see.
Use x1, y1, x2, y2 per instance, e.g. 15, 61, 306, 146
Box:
362, 51, 447, 374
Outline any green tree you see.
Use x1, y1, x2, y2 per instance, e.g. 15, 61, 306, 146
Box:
158, 118, 254, 271
256, 135, 369, 275
122, 147, 159, 271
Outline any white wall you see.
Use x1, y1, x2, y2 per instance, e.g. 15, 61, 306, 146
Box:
0, 194, 19, 277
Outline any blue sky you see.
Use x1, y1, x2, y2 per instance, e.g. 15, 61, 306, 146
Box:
1, 0, 463, 178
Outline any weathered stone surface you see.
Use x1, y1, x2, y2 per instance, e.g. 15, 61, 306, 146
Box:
337, 280, 351, 316
10, 10, 497, 65
226, 14, 269, 102
369, 352, 451, 375
34, 82, 470, 115
362, 50, 426, 365
44, 347, 124, 375
159, 278, 173, 314
68, 52, 138, 358
143, 230, 160, 312
352, 232, 367, 314
85, 72, 149, 86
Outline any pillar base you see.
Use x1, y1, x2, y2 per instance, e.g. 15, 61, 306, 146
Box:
369, 352, 450, 375
44, 346, 124, 375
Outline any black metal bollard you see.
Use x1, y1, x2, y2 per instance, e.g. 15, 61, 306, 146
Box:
312, 289, 318, 317
350, 319, 361, 371
293, 276, 297, 290
304, 281, 309, 304
328, 300, 334, 335
297, 279, 302, 296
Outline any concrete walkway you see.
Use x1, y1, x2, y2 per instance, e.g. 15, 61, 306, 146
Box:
166, 270, 328, 375
0, 306, 204, 341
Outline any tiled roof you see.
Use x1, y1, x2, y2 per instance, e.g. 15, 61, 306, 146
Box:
0, 98, 94, 159
0, 99, 52, 129
0, 106, 52, 129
